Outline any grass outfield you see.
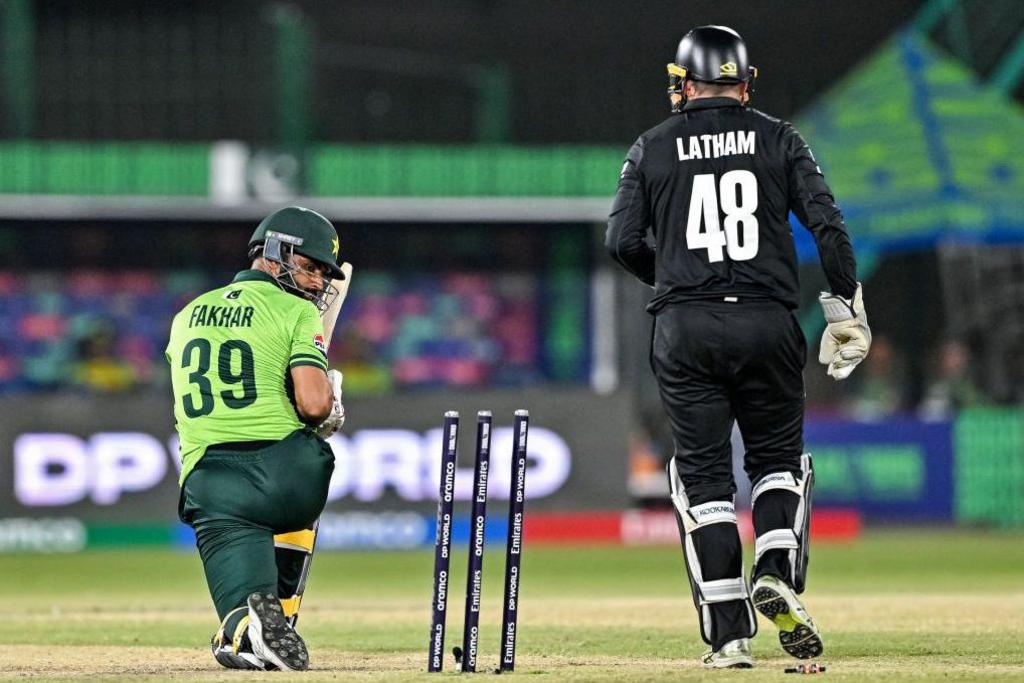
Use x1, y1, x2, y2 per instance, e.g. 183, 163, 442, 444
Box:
4, 529, 1023, 681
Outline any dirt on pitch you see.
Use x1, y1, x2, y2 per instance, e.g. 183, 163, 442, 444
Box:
4, 594, 1023, 682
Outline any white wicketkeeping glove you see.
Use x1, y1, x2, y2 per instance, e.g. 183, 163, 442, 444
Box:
818, 283, 871, 381
315, 369, 345, 438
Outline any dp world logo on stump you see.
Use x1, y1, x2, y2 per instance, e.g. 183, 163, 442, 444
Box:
427, 410, 530, 674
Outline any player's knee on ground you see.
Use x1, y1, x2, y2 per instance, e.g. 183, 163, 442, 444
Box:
192, 521, 278, 633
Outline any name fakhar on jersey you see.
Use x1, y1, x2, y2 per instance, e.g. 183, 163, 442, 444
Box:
677, 131, 755, 161
188, 304, 255, 328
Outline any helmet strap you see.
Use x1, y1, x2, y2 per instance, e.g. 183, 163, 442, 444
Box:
666, 63, 688, 113
670, 92, 685, 114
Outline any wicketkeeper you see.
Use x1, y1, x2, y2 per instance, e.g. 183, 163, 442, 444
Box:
607, 26, 870, 668
166, 206, 350, 670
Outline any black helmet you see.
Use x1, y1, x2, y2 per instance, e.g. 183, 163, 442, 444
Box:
667, 25, 758, 112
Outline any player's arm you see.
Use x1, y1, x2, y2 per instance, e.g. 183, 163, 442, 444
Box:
288, 303, 336, 426
784, 124, 870, 380
290, 365, 333, 424
784, 125, 857, 298
605, 136, 656, 286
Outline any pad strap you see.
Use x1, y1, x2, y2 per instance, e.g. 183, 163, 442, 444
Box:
754, 528, 799, 563
700, 577, 749, 603
683, 500, 737, 533
751, 471, 801, 506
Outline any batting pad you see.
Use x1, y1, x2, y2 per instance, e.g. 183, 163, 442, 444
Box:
274, 525, 318, 623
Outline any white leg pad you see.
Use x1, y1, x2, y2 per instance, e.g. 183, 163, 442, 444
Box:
668, 458, 756, 643
751, 454, 814, 592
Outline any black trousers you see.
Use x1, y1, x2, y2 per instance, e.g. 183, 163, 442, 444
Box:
652, 300, 806, 505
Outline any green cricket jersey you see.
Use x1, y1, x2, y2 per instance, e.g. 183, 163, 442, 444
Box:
166, 270, 328, 484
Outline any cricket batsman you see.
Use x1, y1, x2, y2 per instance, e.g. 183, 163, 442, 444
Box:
166, 206, 350, 671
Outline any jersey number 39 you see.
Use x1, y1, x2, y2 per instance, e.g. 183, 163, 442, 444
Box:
686, 170, 759, 263
180, 338, 257, 417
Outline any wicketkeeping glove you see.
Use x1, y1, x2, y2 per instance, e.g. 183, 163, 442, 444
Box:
818, 283, 871, 381
315, 369, 345, 438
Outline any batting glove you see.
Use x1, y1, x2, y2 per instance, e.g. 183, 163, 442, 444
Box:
315, 369, 345, 438
818, 283, 871, 381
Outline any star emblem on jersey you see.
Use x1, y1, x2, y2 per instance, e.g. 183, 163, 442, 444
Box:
331, 237, 339, 258
720, 61, 738, 77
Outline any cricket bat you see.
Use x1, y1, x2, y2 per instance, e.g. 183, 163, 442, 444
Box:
277, 260, 352, 626
320, 261, 353, 348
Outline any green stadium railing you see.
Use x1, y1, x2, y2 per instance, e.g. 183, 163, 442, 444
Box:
0, 142, 208, 195
309, 146, 622, 197
0, 142, 624, 198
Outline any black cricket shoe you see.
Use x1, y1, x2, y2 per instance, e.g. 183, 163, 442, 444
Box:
211, 627, 271, 671
752, 575, 824, 659
246, 591, 310, 671
210, 606, 273, 671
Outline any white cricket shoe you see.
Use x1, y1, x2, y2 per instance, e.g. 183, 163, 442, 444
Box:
701, 638, 753, 669
752, 575, 824, 659
246, 591, 310, 671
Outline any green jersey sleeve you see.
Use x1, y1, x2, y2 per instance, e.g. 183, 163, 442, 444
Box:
288, 303, 329, 373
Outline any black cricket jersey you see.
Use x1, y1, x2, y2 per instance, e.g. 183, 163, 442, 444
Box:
606, 97, 857, 312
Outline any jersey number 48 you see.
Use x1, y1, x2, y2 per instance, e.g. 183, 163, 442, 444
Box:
686, 170, 759, 263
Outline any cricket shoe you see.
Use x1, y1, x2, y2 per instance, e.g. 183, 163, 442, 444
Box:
752, 575, 823, 659
701, 638, 753, 669
210, 614, 270, 671
246, 591, 310, 671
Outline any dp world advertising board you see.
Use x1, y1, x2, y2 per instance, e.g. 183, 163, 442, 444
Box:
0, 390, 632, 549
1, 391, 996, 551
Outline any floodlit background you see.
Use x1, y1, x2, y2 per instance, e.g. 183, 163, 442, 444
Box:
2, 1, 1022, 679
